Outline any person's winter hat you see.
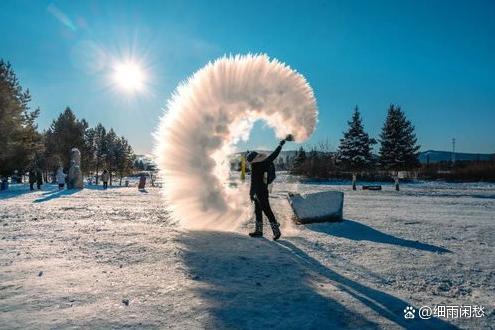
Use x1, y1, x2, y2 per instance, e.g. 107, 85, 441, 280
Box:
247, 151, 267, 163
246, 151, 258, 163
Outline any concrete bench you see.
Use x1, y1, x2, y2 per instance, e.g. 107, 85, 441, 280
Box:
288, 191, 344, 224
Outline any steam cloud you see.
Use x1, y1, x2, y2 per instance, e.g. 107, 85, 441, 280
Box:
154, 54, 318, 230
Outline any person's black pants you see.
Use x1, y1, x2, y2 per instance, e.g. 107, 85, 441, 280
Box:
30, 183, 34, 191
254, 193, 278, 230
103, 181, 108, 189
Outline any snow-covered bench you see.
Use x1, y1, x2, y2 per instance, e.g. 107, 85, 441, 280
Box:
362, 185, 382, 190
288, 191, 344, 224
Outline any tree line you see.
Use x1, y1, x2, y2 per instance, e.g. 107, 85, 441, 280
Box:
292, 105, 420, 190
420, 159, 495, 182
0, 59, 136, 186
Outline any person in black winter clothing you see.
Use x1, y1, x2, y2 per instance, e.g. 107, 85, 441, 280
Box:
35, 168, 43, 190
246, 135, 292, 240
101, 169, 110, 190
28, 170, 36, 191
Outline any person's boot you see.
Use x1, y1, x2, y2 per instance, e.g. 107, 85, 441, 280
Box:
249, 222, 263, 237
271, 223, 281, 241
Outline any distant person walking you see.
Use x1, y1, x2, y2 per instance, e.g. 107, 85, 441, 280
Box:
56, 167, 66, 190
29, 170, 36, 191
35, 168, 43, 190
246, 134, 293, 240
138, 173, 146, 191
101, 170, 110, 190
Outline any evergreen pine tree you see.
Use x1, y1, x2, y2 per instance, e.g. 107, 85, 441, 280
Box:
92, 123, 108, 184
105, 128, 119, 185
379, 104, 420, 190
0, 59, 42, 176
82, 124, 135, 183
44, 107, 88, 172
337, 106, 376, 190
81, 127, 97, 175
307, 148, 321, 177
113, 136, 135, 185
292, 147, 307, 174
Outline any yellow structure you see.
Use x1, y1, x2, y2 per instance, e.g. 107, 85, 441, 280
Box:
240, 155, 246, 181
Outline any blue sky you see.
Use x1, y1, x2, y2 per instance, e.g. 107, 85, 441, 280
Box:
1, 0, 494, 154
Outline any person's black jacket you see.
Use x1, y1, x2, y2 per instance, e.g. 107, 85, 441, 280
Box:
28, 171, 36, 184
36, 170, 43, 185
249, 144, 282, 198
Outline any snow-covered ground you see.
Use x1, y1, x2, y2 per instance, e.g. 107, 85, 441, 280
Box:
1, 178, 494, 329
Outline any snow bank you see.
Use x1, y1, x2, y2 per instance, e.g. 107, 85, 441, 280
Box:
154, 54, 318, 230
288, 191, 344, 224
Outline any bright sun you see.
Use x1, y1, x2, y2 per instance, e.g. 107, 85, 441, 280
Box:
112, 61, 145, 92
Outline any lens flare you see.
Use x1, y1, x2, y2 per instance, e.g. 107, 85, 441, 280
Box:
154, 54, 318, 230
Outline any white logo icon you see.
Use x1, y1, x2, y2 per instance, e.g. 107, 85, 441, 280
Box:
419, 306, 432, 319
404, 306, 416, 319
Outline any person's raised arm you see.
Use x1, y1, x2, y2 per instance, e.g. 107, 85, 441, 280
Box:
265, 140, 285, 163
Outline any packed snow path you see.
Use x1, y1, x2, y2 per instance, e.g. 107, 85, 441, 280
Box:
1, 180, 494, 329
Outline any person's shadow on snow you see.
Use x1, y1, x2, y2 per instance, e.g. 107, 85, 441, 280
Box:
179, 231, 456, 329
180, 231, 377, 329
275, 240, 456, 330
308, 219, 451, 253
0, 185, 36, 200
33, 188, 78, 203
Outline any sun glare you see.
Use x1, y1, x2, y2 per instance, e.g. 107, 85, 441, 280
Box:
112, 61, 145, 92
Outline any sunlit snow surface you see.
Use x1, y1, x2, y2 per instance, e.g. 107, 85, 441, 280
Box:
1, 180, 493, 329
154, 54, 317, 230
